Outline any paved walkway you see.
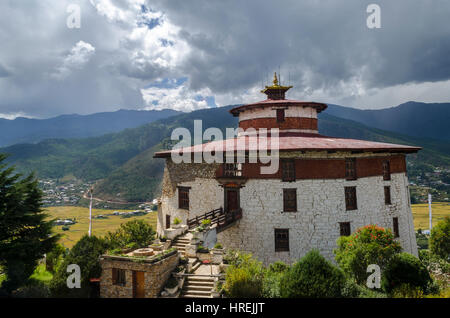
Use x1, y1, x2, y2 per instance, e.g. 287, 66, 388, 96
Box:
193, 264, 221, 276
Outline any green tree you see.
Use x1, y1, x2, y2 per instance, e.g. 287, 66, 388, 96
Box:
382, 252, 432, 294
429, 216, 450, 260
0, 154, 58, 292
105, 219, 155, 249
50, 235, 108, 297
334, 225, 401, 284
280, 250, 346, 298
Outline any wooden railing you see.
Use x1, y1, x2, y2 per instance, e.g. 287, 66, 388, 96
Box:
187, 207, 242, 232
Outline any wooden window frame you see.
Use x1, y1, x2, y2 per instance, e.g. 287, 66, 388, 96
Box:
345, 158, 357, 180
112, 268, 126, 286
281, 159, 296, 182
384, 186, 392, 205
345, 186, 357, 211
276, 109, 285, 123
393, 217, 399, 238
283, 188, 297, 212
223, 163, 242, 177
339, 222, 351, 236
382, 160, 391, 181
178, 186, 190, 210
274, 229, 289, 252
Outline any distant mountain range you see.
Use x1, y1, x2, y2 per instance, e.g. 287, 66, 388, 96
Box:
326, 101, 450, 141
0, 109, 180, 147
2, 102, 449, 202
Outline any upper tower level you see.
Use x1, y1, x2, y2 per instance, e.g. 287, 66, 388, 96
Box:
230, 72, 327, 134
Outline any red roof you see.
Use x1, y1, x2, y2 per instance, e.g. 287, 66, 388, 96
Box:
153, 133, 421, 158
230, 100, 327, 117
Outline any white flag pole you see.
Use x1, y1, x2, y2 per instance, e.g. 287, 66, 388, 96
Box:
88, 188, 93, 237
428, 193, 432, 231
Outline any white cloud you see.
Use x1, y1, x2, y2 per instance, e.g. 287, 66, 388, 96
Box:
141, 80, 210, 112
51, 41, 96, 80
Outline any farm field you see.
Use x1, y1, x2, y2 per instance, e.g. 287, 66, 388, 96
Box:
45, 206, 157, 248
411, 202, 450, 230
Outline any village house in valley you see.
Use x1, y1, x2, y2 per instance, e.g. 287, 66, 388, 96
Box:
153, 73, 420, 265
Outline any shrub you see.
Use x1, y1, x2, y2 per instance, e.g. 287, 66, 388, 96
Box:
214, 243, 223, 249
262, 261, 289, 298
196, 245, 209, 253
334, 225, 401, 284
416, 232, 429, 250
45, 244, 66, 273
391, 284, 424, 298
173, 217, 182, 225
201, 219, 211, 227
11, 281, 51, 298
382, 252, 432, 294
224, 252, 264, 298
429, 216, 450, 260
280, 250, 346, 298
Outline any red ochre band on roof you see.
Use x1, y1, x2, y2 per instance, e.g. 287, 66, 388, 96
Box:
239, 117, 318, 131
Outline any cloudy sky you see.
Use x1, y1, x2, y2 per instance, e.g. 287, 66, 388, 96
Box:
0, 0, 450, 118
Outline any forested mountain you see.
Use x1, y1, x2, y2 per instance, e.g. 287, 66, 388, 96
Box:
326, 102, 450, 141
0, 109, 180, 146
2, 103, 449, 202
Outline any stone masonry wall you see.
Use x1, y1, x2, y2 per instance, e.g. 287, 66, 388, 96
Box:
157, 152, 418, 265
217, 172, 417, 265
99, 252, 179, 298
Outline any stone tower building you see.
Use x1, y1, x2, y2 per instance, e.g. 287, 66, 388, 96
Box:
154, 73, 420, 265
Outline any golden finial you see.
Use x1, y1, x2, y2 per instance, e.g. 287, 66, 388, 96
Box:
273, 72, 279, 86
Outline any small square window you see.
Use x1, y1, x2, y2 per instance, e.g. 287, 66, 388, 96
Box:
345, 186, 357, 210
384, 186, 391, 205
178, 187, 190, 210
275, 229, 289, 252
112, 268, 126, 286
339, 222, 351, 236
283, 189, 297, 212
281, 160, 296, 182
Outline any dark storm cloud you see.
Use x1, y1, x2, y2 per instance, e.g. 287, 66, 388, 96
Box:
151, 0, 450, 96
0, 0, 450, 117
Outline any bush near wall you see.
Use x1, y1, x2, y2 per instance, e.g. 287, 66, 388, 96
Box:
334, 225, 401, 284
382, 252, 432, 294
280, 250, 346, 298
223, 251, 264, 298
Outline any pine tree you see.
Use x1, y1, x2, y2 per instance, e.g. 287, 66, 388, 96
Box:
0, 153, 59, 292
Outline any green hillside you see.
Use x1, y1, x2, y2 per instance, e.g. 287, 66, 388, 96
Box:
1, 105, 449, 202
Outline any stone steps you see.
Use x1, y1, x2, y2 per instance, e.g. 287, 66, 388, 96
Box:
172, 235, 191, 256
180, 293, 211, 298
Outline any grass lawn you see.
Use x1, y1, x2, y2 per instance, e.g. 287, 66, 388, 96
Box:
30, 264, 53, 283
44, 206, 157, 248
411, 202, 450, 230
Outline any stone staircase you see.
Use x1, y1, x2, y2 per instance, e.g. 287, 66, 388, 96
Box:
188, 258, 201, 273
180, 276, 215, 298
171, 235, 191, 256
